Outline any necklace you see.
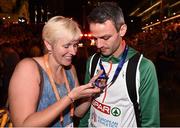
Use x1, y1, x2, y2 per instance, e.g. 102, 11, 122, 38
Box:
43, 54, 74, 123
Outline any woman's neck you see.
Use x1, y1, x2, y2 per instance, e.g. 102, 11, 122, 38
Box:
48, 54, 62, 71
46, 54, 64, 84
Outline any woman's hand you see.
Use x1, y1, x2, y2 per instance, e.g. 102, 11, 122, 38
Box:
68, 70, 103, 101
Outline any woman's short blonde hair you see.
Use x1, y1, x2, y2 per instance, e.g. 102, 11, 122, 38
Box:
42, 16, 82, 45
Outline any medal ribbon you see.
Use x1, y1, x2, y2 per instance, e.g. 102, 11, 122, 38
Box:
100, 45, 128, 103
99, 45, 128, 87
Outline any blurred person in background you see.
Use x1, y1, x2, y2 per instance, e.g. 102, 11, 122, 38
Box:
0, 43, 20, 107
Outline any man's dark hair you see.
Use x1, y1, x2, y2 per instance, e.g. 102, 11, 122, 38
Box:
87, 2, 125, 32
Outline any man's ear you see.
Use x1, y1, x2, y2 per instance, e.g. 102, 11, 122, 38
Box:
119, 24, 127, 37
44, 40, 52, 51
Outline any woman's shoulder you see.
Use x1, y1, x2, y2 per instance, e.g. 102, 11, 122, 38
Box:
17, 57, 44, 69
15, 58, 39, 71
9, 57, 44, 95
11, 57, 44, 82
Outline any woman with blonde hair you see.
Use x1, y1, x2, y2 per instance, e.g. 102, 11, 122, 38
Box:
8, 16, 101, 127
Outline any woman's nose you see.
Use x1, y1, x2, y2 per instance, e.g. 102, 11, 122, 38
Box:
69, 46, 77, 55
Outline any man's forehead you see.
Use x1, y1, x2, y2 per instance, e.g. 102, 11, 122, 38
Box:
92, 33, 112, 38
90, 21, 116, 36
90, 20, 114, 28
90, 29, 114, 38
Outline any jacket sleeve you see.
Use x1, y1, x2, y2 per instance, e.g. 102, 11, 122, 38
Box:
139, 57, 160, 127
84, 57, 91, 84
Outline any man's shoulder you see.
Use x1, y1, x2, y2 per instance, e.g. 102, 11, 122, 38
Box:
127, 47, 156, 71
128, 47, 153, 64
87, 53, 100, 63
139, 56, 157, 77
140, 56, 155, 68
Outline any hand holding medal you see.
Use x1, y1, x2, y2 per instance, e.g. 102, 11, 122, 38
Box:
93, 71, 108, 89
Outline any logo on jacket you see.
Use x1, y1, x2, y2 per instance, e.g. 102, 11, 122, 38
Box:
92, 100, 121, 117
92, 99, 110, 115
111, 107, 121, 117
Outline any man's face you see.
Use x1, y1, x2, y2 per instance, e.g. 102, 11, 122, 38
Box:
89, 20, 122, 57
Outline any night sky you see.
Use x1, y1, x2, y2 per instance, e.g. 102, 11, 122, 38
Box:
42, 0, 144, 34
63, 0, 144, 25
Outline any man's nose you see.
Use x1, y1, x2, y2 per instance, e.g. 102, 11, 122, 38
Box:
96, 39, 104, 48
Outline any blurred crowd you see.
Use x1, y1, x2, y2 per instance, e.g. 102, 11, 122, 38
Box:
127, 22, 180, 111
0, 23, 44, 106
0, 24, 44, 59
126, 22, 180, 62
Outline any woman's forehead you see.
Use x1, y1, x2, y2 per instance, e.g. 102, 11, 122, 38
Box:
57, 34, 80, 44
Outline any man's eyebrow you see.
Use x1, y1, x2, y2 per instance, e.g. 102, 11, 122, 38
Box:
92, 34, 111, 39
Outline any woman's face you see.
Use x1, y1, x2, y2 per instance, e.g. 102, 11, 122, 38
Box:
52, 37, 79, 66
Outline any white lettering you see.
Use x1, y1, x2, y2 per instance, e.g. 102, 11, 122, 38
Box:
92, 99, 110, 114
97, 116, 118, 128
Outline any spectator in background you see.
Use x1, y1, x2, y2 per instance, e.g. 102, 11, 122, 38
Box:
29, 45, 42, 57
0, 43, 20, 107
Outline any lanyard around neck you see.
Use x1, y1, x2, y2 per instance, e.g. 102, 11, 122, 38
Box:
99, 45, 128, 87
43, 54, 74, 123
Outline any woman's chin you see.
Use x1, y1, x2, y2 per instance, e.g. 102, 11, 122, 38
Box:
64, 61, 72, 66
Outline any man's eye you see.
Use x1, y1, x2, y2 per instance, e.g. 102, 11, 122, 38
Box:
101, 36, 111, 40
92, 37, 97, 41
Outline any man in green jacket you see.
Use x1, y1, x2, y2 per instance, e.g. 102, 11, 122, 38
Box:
79, 2, 160, 127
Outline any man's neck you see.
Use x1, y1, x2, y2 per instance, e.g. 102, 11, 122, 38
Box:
113, 40, 126, 58
100, 40, 126, 63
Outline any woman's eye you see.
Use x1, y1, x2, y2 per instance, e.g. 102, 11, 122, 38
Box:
63, 44, 69, 48
73, 44, 78, 48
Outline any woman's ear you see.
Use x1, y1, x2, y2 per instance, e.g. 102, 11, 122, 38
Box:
44, 40, 52, 51
119, 24, 127, 37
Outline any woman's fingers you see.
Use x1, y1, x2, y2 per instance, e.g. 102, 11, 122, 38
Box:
72, 83, 101, 100
82, 84, 101, 95
71, 70, 104, 100
89, 70, 103, 83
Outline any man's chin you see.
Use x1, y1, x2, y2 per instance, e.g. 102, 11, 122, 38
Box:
101, 52, 111, 57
